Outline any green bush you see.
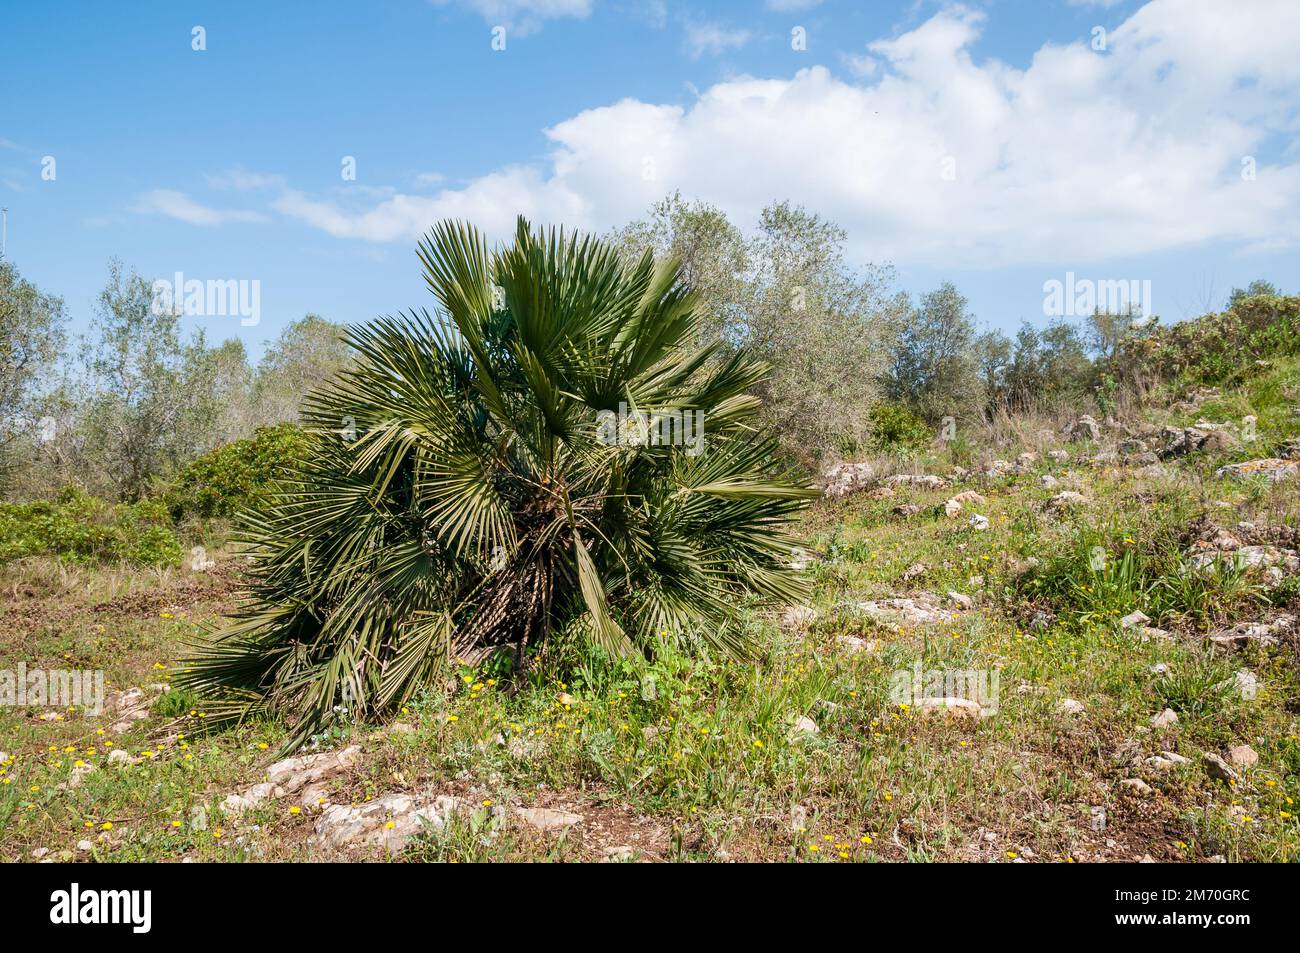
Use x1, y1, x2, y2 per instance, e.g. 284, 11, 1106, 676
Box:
867, 401, 932, 453
1113, 294, 1300, 388
165, 423, 310, 522
0, 486, 182, 567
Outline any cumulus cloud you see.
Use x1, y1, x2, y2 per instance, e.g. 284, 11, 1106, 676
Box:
132, 190, 269, 226
269, 0, 1300, 266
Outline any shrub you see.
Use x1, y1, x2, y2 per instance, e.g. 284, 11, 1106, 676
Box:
0, 487, 182, 567
867, 401, 932, 453
179, 217, 816, 748
165, 423, 311, 522
1111, 294, 1300, 389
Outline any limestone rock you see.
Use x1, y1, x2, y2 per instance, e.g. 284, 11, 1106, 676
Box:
1215, 458, 1300, 482
266, 745, 363, 793
1227, 745, 1258, 769
516, 806, 583, 831
1150, 708, 1178, 729
1064, 415, 1100, 442
312, 792, 458, 853
1202, 752, 1238, 783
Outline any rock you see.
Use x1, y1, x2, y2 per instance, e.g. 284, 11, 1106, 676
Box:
835, 635, 877, 654
516, 806, 584, 831
884, 473, 947, 490
946, 591, 973, 610
602, 846, 637, 862
782, 605, 817, 629
1047, 449, 1070, 462
1202, 429, 1239, 452
107, 749, 134, 765
1120, 610, 1151, 629
1203, 752, 1238, 783
915, 696, 986, 719
968, 513, 990, 531
822, 462, 876, 500
266, 745, 362, 793
189, 805, 208, 832
61, 761, 96, 791
1118, 438, 1147, 455
1227, 745, 1258, 769
1058, 698, 1085, 715
1208, 529, 1242, 551
1233, 670, 1259, 700
893, 503, 921, 517
1047, 491, 1090, 512
1145, 755, 1181, 771
1215, 458, 1300, 482
1149, 663, 1169, 676
312, 791, 458, 853
901, 562, 928, 582
1120, 778, 1154, 797
1064, 415, 1101, 442
1191, 545, 1299, 573
106, 687, 155, 734
221, 782, 284, 817
1150, 708, 1178, 729
855, 597, 957, 629
1039, 474, 1058, 489
31, 847, 49, 859
944, 491, 985, 516
1160, 426, 1211, 458
1160, 751, 1190, 765
77, 840, 93, 852
1208, 615, 1294, 652
388, 722, 416, 735
786, 716, 820, 740
1089, 807, 1106, 832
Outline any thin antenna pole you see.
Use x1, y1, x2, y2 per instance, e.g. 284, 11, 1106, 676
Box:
1, 208, 7, 260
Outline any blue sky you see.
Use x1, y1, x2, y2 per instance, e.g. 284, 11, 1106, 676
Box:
2, 0, 1297, 356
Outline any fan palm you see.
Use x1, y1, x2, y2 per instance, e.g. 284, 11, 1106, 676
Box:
179, 217, 815, 748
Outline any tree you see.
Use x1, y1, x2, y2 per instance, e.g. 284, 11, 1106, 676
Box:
885, 282, 983, 422
0, 261, 66, 492
252, 314, 352, 425
610, 193, 750, 349
76, 261, 227, 500
179, 218, 815, 749
615, 197, 904, 464
745, 202, 904, 461
1227, 279, 1279, 309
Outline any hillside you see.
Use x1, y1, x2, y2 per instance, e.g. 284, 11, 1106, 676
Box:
3, 331, 1298, 863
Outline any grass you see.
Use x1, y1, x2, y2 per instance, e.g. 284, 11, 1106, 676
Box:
4, 361, 1300, 863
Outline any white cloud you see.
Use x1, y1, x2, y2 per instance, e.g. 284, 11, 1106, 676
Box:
132, 190, 269, 226
270, 0, 1300, 266
430, 0, 592, 35
683, 20, 755, 59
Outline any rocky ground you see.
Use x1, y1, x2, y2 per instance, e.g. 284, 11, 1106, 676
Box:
3, 364, 1300, 862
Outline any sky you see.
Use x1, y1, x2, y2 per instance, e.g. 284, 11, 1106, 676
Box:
2, 0, 1298, 356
